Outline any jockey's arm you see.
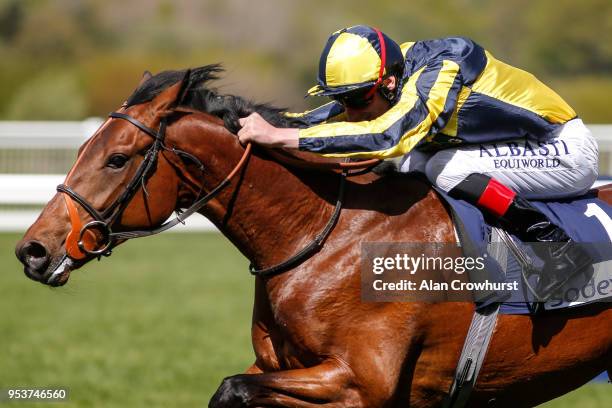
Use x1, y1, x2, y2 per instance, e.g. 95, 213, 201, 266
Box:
238, 101, 345, 149
239, 60, 462, 159
283, 101, 346, 126
237, 122, 300, 149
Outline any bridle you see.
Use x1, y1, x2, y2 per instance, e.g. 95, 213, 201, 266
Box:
57, 111, 252, 261
57, 108, 379, 277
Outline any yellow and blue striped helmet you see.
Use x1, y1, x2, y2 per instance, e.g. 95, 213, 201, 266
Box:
307, 25, 404, 97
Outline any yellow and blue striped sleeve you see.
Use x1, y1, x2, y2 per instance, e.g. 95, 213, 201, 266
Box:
298, 60, 463, 159
283, 101, 345, 126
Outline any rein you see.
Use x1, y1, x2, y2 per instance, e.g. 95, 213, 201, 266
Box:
58, 112, 251, 260
249, 170, 347, 277
57, 110, 375, 277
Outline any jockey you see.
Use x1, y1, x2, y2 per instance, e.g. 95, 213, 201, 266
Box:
238, 25, 598, 300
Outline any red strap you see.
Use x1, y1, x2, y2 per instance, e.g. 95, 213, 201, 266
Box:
63, 194, 97, 260
365, 27, 386, 99
477, 178, 516, 218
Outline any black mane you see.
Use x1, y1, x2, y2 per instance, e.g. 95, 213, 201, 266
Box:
125, 64, 307, 133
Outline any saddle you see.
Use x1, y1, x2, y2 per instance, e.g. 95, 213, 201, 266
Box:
438, 184, 612, 314
264, 150, 611, 314
443, 184, 612, 408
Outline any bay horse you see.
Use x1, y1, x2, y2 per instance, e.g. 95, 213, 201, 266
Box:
15, 66, 611, 407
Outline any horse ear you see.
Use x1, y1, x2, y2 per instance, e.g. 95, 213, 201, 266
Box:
150, 70, 191, 116
137, 70, 153, 87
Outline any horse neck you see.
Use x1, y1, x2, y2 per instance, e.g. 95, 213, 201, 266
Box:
170, 115, 338, 269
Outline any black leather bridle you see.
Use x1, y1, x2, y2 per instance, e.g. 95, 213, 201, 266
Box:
57, 111, 251, 259
57, 109, 352, 277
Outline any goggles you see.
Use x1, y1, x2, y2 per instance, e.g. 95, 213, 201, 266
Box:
331, 86, 377, 109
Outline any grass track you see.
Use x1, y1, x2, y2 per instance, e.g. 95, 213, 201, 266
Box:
0, 233, 609, 407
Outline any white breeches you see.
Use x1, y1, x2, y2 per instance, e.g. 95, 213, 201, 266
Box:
399, 119, 599, 200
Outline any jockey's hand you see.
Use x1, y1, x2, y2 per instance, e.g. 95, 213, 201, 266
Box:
238, 112, 299, 148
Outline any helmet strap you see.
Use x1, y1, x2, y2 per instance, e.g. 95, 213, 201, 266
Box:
364, 27, 387, 100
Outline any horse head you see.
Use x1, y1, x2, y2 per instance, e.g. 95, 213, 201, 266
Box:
15, 65, 253, 286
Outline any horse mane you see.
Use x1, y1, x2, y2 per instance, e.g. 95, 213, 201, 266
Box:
125, 64, 308, 134
125, 64, 392, 175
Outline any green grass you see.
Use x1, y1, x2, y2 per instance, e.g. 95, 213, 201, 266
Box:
0, 233, 609, 407
1, 232, 253, 407
539, 384, 610, 408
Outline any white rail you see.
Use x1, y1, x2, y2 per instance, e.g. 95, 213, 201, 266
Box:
0, 119, 216, 232
0, 119, 104, 148
1, 120, 611, 232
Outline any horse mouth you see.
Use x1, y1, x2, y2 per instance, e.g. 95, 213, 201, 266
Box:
47, 256, 75, 286
26, 255, 75, 287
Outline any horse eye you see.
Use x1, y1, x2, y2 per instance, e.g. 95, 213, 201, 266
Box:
107, 154, 129, 169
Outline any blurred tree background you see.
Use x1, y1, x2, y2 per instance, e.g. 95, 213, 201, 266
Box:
0, 0, 610, 121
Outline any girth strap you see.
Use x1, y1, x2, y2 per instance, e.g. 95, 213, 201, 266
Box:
444, 227, 508, 408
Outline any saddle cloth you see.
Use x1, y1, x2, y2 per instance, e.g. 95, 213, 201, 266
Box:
436, 188, 612, 314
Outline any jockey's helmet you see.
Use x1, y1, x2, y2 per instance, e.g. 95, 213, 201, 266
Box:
307, 25, 404, 101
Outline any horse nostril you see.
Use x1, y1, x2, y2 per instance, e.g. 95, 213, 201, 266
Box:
18, 241, 50, 272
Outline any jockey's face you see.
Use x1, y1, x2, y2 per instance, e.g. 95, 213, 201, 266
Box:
343, 76, 396, 122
